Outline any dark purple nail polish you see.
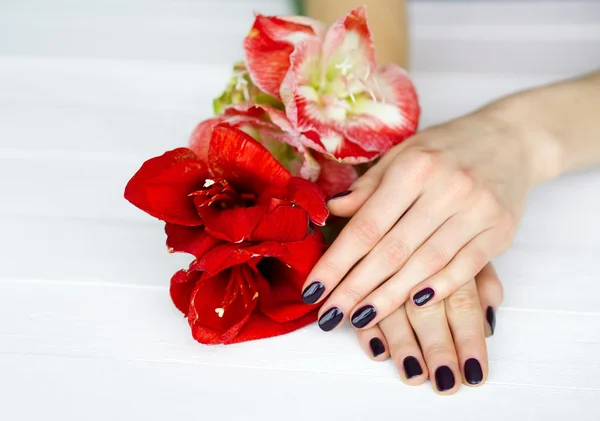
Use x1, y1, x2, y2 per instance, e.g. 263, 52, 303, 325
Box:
403, 356, 423, 379
486, 306, 496, 335
413, 287, 435, 306
318, 307, 343, 332
369, 338, 385, 357
351, 305, 377, 328
464, 358, 483, 385
435, 366, 455, 392
302, 281, 325, 305
329, 190, 352, 200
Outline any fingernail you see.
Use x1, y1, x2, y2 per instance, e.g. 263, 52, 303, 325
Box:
318, 307, 343, 332
302, 281, 325, 305
434, 366, 455, 392
464, 358, 483, 385
413, 287, 435, 306
350, 305, 377, 328
329, 190, 352, 200
369, 338, 385, 357
403, 356, 423, 379
486, 306, 496, 335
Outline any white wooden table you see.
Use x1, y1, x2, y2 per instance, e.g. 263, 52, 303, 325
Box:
1, 1, 599, 419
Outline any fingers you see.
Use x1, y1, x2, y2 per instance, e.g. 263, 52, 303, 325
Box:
305, 155, 429, 324
356, 324, 390, 361
323, 190, 458, 331
409, 229, 499, 308
327, 143, 405, 217
444, 280, 488, 387
406, 300, 461, 395
379, 306, 428, 385
341, 207, 489, 330
475, 262, 504, 336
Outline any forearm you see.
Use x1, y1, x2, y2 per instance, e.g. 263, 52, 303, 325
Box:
303, 0, 409, 68
486, 71, 600, 183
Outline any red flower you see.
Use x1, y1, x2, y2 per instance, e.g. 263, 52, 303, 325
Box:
125, 125, 329, 344
171, 231, 326, 344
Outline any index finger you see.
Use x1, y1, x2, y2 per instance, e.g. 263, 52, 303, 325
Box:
301, 153, 430, 314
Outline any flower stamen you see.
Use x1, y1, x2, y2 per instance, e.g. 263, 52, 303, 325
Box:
335, 56, 353, 76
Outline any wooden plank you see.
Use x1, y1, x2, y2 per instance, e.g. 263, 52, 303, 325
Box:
0, 214, 598, 312
1, 354, 598, 420
0, 280, 599, 392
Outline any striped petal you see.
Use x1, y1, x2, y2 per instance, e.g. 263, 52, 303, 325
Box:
244, 14, 323, 99
321, 6, 376, 89
341, 65, 420, 152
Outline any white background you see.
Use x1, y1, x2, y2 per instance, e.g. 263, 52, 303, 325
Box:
1, 1, 599, 420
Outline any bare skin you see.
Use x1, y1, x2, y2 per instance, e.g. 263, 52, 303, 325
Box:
304, 0, 600, 395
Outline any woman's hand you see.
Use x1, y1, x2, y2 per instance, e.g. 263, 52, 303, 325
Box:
302, 107, 536, 331
356, 263, 503, 395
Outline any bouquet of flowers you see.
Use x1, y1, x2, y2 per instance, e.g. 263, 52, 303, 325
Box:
124, 6, 419, 345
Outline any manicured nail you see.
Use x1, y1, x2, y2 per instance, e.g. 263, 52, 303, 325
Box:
318, 307, 343, 332
486, 306, 496, 335
464, 358, 483, 385
403, 356, 423, 379
329, 190, 352, 200
302, 281, 325, 305
434, 366, 455, 392
413, 287, 435, 306
369, 338, 385, 357
351, 305, 377, 328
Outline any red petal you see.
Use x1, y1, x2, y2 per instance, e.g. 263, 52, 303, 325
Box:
209, 125, 291, 193
124, 148, 208, 225
314, 154, 358, 198
188, 266, 258, 345
250, 266, 314, 322
169, 269, 199, 316
244, 14, 322, 98
284, 177, 329, 226
198, 205, 266, 243
251, 205, 309, 242
226, 309, 318, 344
192, 242, 289, 275
188, 118, 220, 162
278, 231, 328, 276
165, 223, 222, 258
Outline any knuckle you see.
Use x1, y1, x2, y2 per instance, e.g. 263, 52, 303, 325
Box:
319, 257, 343, 278
449, 169, 477, 198
349, 218, 380, 246
422, 342, 454, 361
462, 248, 487, 274
340, 285, 364, 303
477, 189, 502, 221
406, 150, 440, 183
419, 246, 448, 274
379, 237, 411, 266
453, 328, 481, 344
446, 289, 479, 314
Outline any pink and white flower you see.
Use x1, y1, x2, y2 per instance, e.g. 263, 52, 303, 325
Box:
243, 6, 420, 163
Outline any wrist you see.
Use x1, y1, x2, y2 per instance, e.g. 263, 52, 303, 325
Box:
479, 92, 565, 185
